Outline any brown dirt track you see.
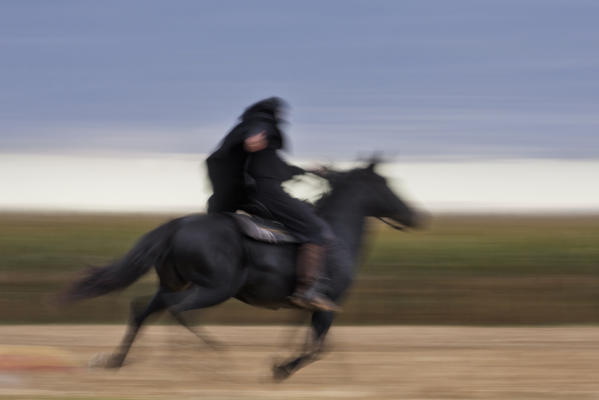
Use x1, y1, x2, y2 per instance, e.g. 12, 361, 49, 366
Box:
1, 325, 599, 400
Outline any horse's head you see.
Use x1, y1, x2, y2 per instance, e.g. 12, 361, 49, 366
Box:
316, 162, 422, 230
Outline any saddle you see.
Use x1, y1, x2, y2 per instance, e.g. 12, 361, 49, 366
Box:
227, 201, 300, 244
228, 212, 300, 244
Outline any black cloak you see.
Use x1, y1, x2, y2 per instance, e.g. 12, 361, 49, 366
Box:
206, 97, 287, 213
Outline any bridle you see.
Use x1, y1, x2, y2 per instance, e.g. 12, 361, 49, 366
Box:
377, 217, 406, 231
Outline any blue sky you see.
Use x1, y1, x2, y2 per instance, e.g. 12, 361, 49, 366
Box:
1, 0, 598, 159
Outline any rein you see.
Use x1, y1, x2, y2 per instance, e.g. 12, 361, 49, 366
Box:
377, 217, 406, 231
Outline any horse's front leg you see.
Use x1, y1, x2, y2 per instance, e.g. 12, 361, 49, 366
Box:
273, 310, 334, 380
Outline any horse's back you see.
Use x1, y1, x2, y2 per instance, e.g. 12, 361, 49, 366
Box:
174, 213, 241, 247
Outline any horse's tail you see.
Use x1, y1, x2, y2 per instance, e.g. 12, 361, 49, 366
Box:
63, 218, 181, 302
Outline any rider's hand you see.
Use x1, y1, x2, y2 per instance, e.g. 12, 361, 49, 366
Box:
244, 132, 268, 152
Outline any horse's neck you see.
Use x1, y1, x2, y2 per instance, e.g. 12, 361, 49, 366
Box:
318, 196, 366, 263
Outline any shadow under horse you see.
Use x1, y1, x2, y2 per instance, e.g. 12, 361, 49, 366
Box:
65, 162, 421, 379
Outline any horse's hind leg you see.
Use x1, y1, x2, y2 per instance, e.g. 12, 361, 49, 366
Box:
105, 284, 230, 368
161, 285, 233, 350
273, 310, 335, 380
169, 309, 224, 350
105, 288, 168, 368
166, 284, 232, 313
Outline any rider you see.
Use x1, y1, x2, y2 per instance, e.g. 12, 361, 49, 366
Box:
206, 97, 340, 312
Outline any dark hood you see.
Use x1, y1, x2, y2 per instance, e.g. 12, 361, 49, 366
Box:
240, 97, 287, 122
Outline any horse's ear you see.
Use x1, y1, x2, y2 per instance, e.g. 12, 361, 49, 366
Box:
365, 152, 383, 172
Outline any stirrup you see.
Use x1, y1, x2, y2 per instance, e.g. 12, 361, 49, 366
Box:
308, 294, 342, 312
289, 291, 342, 312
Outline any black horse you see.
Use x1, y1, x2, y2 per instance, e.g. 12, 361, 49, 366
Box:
66, 162, 421, 379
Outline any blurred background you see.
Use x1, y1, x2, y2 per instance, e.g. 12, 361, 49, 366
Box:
1, 0, 598, 326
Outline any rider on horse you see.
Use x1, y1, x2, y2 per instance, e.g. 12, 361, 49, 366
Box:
206, 97, 340, 312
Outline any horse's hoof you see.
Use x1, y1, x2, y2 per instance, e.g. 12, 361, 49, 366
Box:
88, 352, 124, 369
104, 356, 124, 369
87, 352, 116, 369
272, 364, 292, 381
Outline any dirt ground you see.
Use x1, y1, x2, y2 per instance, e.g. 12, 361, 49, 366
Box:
1, 325, 599, 400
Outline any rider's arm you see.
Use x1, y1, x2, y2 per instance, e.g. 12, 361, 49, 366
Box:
288, 164, 305, 176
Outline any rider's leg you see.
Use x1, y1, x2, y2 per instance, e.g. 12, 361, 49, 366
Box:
253, 185, 340, 311
289, 242, 341, 312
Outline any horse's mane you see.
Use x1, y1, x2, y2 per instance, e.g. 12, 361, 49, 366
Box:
314, 167, 368, 212
314, 189, 336, 211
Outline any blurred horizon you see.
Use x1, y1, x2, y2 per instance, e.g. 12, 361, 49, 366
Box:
1, 152, 598, 213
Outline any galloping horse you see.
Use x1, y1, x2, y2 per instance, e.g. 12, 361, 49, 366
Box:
66, 162, 421, 379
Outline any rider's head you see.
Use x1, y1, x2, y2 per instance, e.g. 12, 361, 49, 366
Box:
241, 97, 287, 122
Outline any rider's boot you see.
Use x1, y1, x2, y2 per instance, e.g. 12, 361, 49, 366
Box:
289, 243, 342, 312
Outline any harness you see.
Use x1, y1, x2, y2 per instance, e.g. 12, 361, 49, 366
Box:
377, 217, 406, 231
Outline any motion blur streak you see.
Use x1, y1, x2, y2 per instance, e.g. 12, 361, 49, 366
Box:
3, 325, 599, 399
